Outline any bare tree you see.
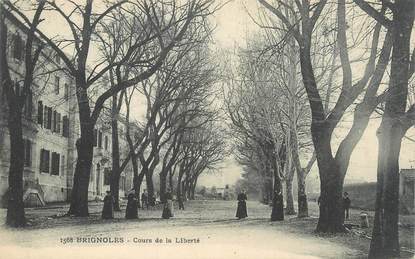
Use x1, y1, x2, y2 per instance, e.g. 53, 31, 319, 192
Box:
353, 1, 415, 257
258, 0, 393, 232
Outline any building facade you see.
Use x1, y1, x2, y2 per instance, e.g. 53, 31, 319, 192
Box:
0, 11, 134, 207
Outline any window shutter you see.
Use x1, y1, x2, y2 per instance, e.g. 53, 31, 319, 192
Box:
39, 149, 44, 173
24, 139, 31, 167
62, 116, 69, 137
51, 152, 60, 175
93, 129, 98, 147
53, 111, 57, 132
54, 76, 60, 95
57, 113, 61, 133
61, 155, 65, 176
37, 101, 43, 125
98, 131, 102, 148
64, 84, 69, 100
47, 107, 52, 129
40, 149, 50, 173
45, 150, 50, 173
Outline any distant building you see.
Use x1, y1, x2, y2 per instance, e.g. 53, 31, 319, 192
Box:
0, 10, 135, 207
399, 169, 415, 214
215, 185, 231, 200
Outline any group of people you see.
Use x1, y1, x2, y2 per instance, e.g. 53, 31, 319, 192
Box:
236, 190, 352, 222
102, 188, 351, 222
101, 189, 175, 220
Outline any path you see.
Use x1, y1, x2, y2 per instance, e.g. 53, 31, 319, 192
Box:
0, 200, 367, 259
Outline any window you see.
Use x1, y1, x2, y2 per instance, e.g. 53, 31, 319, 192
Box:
104, 136, 108, 150
23, 139, 32, 167
37, 101, 43, 125
64, 83, 69, 100
103, 168, 111, 185
62, 116, 69, 137
12, 34, 23, 60
54, 76, 60, 95
51, 152, 60, 176
98, 131, 102, 148
120, 175, 126, 191
43, 105, 48, 128
40, 149, 50, 173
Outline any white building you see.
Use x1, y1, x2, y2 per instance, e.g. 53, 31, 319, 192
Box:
0, 10, 134, 206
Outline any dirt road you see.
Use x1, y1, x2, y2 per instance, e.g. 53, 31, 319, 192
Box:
0, 200, 367, 259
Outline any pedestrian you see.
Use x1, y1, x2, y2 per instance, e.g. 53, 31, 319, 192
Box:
343, 192, 351, 220
235, 189, 248, 219
125, 193, 138, 219
271, 191, 284, 221
102, 191, 114, 219
178, 191, 185, 210
141, 189, 148, 210
162, 189, 174, 219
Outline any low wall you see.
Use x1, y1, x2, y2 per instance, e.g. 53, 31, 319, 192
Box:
343, 182, 377, 210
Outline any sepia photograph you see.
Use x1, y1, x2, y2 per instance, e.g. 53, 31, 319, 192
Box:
0, 0, 414, 258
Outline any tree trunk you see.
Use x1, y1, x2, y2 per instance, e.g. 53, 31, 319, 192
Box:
110, 97, 121, 211
297, 169, 308, 218
6, 106, 26, 227
168, 169, 174, 192
369, 2, 414, 257
369, 122, 404, 258
191, 177, 197, 200
185, 178, 191, 200
315, 156, 345, 233
145, 169, 155, 206
131, 154, 140, 197
68, 85, 94, 217
68, 127, 94, 216
177, 172, 185, 210
285, 178, 296, 215
271, 165, 284, 221
160, 172, 167, 203
134, 170, 145, 207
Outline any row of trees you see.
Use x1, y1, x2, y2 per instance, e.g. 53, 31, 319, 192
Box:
1, 0, 224, 227
227, 0, 413, 257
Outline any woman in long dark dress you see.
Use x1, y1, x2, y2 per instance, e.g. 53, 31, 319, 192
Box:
236, 190, 248, 219
125, 193, 138, 219
271, 191, 284, 221
102, 191, 114, 219
162, 190, 174, 219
